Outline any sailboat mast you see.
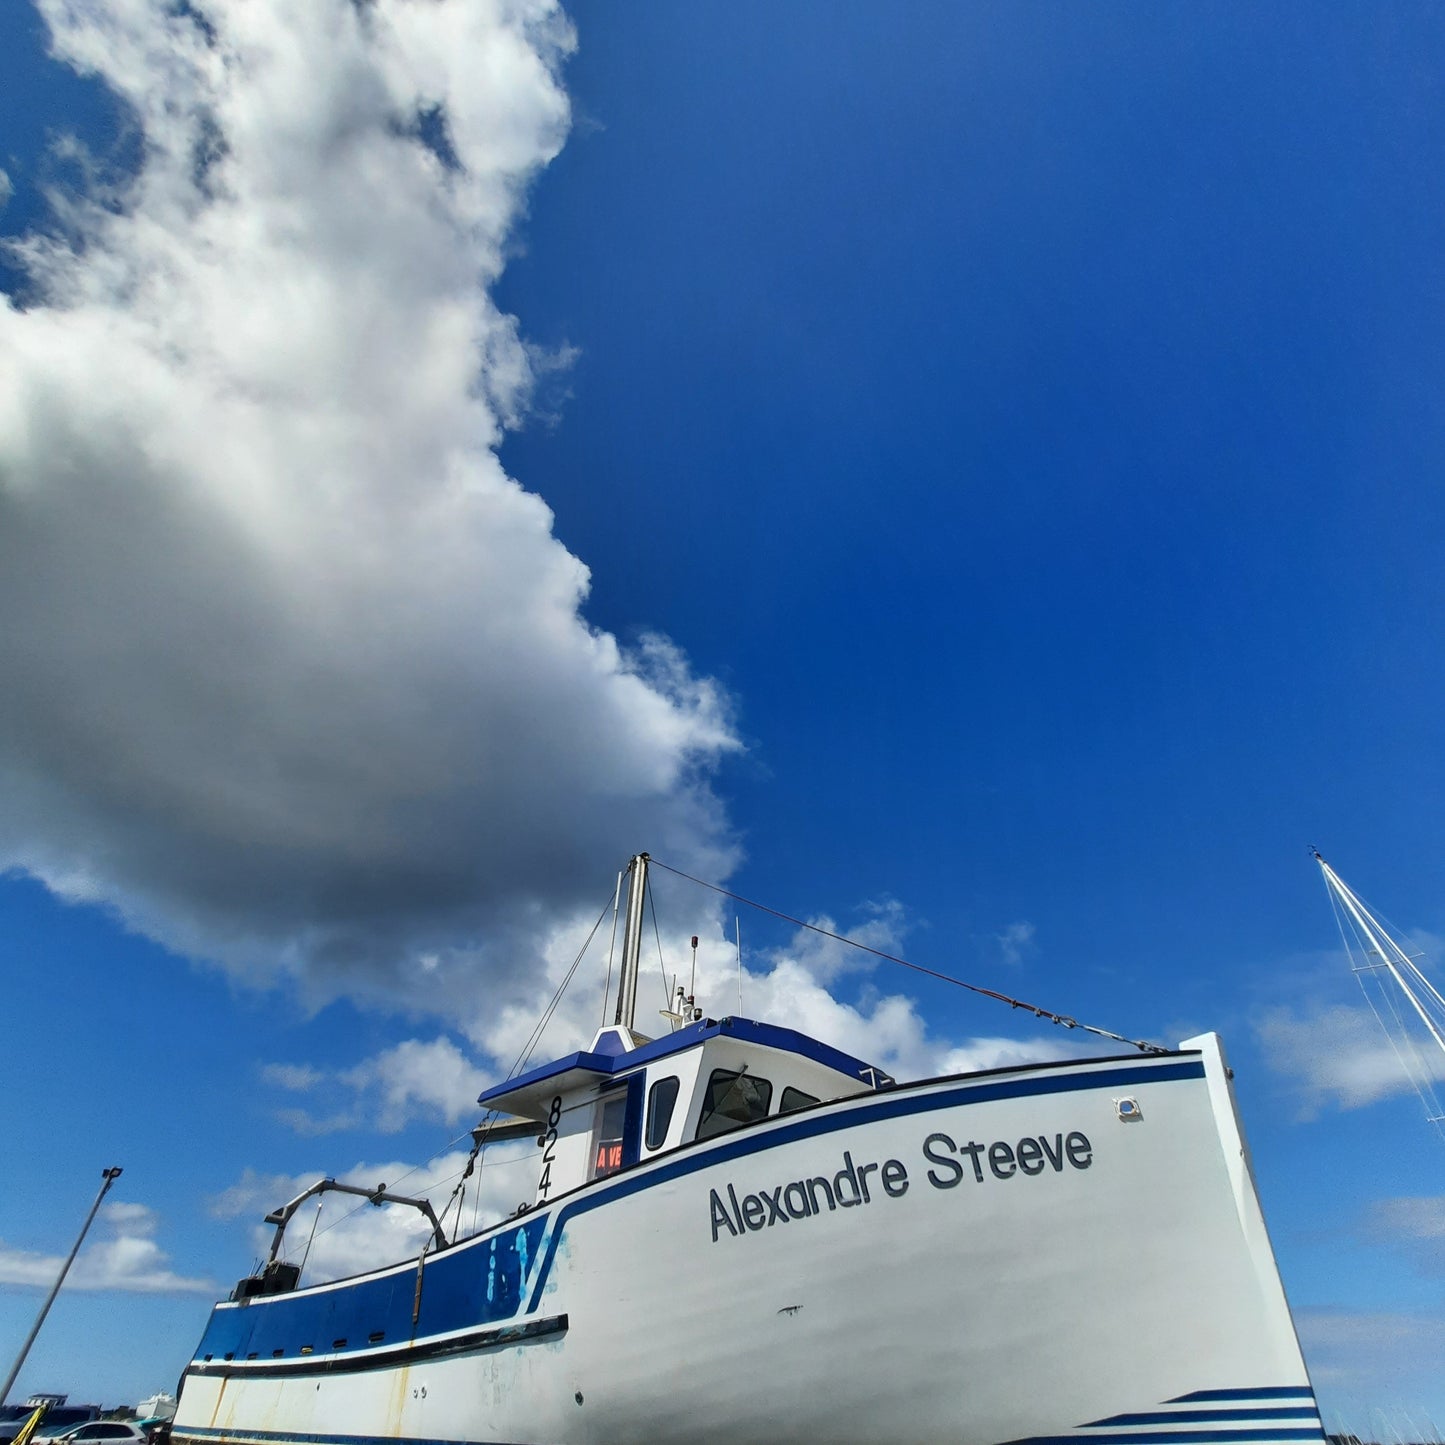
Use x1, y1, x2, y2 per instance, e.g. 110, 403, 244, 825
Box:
613, 853, 649, 1031
1315, 852, 1445, 1060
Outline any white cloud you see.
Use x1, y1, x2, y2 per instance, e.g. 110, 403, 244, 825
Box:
1370, 1194, 1445, 1241
209, 1148, 538, 1285
1254, 1002, 1443, 1116
994, 920, 1036, 967
0, 1200, 215, 1294
667, 899, 1087, 1084
0, 0, 738, 1020
345, 1037, 491, 1132
261, 1062, 324, 1092
0, 168, 12, 210
766, 900, 907, 985
1365, 1194, 1445, 1276
101, 1200, 157, 1233
1294, 1308, 1445, 1430
253, 888, 1085, 1153
261, 1036, 487, 1134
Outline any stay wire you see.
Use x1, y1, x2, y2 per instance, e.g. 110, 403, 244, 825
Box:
442, 888, 617, 1239
648, 885, 670, 1007
503, 888, 615, 1084
648, 857, 1167, 1055
304, 1131, 474, 1250
1325, 869, 1445, 1141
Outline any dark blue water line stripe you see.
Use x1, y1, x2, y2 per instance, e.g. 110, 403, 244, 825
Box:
175, 1432, 531, 1445
173, 1421, 1323, 1445
184, 1314, 567, 1380
525, 1056, 1206, 1311
1168, 1391, 1316, 1404
1087, 1411, 1322, 1427
1010, 1432, 1324, 1445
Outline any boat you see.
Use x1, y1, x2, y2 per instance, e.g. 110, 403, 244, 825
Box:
171, 854, 1327, 1444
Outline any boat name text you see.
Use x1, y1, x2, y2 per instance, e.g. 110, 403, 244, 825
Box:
708, 1132, 1093, 1243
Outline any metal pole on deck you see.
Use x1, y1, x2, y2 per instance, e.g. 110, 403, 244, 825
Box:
613, 854, 649, 1031
1, 1167, 122, 1406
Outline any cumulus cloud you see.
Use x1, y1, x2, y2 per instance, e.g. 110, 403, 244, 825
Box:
255, 882, 1087, 1152
1294, 1307, 1445, 1428
265, 1035, 492, 1135
763, 900, 907, 985
209, 1149, 538, 1285
504, 890, 1085, 1088
1365, 1194, 1445, 1275
1255, 1001, 1445, 1117
0, 0, 737, 1022
994, 920, 1036, 967
260, 1062, 324, 1093
0, 1200, 215, 1294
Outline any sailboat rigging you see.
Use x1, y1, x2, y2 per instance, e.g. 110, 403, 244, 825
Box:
1314, 850, 1445, 1142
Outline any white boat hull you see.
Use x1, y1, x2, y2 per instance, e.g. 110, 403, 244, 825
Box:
173, 1037, 1323, 1444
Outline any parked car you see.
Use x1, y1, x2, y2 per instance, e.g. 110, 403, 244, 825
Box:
36, 1425, 151, 1445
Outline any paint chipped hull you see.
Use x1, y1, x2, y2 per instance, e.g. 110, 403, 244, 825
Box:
172, 1036, 1324, 1445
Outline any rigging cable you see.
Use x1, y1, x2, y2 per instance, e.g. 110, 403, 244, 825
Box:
647, 883, 671, 1007
649, 856, 1167, 1056
1323, 868, 1445, 1140
602, 869, 623, 1025
503, 888, 615, 1083
435, 887, 618, 1240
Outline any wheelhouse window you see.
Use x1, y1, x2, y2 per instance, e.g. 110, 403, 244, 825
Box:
645, 1075, 680, 1150
780, 1085, 820, 1114
591, 1092, 628, 1179
695, 1068, 773, 1140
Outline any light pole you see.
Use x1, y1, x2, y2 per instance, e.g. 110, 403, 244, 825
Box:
1, 1167, 123, 1407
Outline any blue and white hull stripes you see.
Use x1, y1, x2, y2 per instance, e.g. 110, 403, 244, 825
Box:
1006, 1388, 1326, 1445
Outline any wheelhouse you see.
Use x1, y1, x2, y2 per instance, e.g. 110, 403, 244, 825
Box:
477, 1015, 892, 1209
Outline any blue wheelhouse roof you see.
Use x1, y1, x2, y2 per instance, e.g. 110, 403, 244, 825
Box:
477, 1015, 888, 1113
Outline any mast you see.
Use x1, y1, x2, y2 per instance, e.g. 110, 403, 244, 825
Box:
1314, 851, 1445, 1135
613, 853, 649, 1031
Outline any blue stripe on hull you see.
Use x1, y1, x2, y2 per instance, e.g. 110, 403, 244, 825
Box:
1167, 1391, 1317, 1404
1000, 1389, 1326, 1445
186, 1314, 568, 1381
1086, 1412, 1321, 1427
175, 1431, 534, 1445
1007, 1435, 1323, 1445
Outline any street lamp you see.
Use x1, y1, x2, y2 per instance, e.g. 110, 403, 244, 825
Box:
1, 1168, 124, 1406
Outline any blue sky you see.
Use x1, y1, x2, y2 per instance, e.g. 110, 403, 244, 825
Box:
2, 0, 1444, 1431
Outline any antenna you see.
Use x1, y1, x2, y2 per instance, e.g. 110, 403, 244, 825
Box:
297, 1196, 324, 1280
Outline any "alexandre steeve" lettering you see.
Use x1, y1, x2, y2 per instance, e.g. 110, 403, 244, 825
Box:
707, 1130, 1093, 1243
